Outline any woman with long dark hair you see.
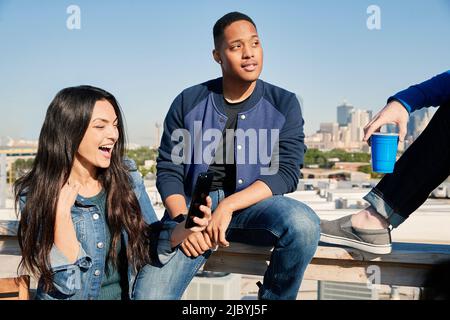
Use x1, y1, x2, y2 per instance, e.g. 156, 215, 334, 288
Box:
14, 85, 211, 299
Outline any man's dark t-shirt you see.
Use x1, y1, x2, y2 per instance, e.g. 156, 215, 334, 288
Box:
207, 95, 253, 192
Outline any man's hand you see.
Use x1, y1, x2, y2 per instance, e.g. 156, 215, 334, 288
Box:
184, 196, 212, 233
206, 201, 233, 247
179, 196, 213, 257
363, 100, 409, 144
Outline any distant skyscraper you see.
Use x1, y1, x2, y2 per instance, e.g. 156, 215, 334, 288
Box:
319, 122, 339, 140
407, 108, 436, 140
337, 101, 354, 127
349, 109, 371, 142
0, 154, 6, 208
154, 122, 161, 148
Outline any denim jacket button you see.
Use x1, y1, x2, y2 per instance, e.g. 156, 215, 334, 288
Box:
93, 213, 99, 220
238, 179, 244, 184
94, 270, 101, 276
240, 114, 246, 120
97, 242, 104, 249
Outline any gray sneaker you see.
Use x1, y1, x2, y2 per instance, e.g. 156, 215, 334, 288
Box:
320, 215, 392, 254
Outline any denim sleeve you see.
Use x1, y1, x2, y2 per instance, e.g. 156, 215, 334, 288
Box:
125, 158, 178, 265
388, 70, 450, 113
148, 220, 178, 266
125, 158, 159, 225
156, 220, 178, 265
258, 94, 306, 195
49, 243, 92, 296
156, 93, 187, 202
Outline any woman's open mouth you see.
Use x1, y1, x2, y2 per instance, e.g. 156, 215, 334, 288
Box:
99, 145, 113, 159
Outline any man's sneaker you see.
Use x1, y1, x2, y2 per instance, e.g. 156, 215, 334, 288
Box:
320, 214, 392, 254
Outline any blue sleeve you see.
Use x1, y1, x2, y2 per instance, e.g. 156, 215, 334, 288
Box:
156, 93, 187, 202
258, 94, 306, 194
388, 71, 450, 113
48, 244, 92, 296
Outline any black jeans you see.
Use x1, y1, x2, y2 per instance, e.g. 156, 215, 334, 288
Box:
363, 105, 450, 227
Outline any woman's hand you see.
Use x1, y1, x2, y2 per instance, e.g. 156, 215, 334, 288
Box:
172, 196, 213, 255
56, 180, 81, 217
54, 180, 81, 263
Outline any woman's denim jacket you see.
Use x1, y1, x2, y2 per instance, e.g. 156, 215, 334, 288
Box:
19, 159, 177, 300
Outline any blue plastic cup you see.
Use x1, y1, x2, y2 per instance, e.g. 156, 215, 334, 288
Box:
370, 133, 399, 173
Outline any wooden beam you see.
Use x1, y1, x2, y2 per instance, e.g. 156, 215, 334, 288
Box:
206, 242, 450, 265
0, 276, 29, 300
2, 218, 450, 290
204, 242, 450, 288
18, 275, 30, 300
306, 259, 432, 287
314, 243, 450, 265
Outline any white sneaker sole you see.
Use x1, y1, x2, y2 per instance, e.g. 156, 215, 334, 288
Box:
320, 233, 392, 255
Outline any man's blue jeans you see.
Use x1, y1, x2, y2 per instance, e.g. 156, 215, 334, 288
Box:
133, 189, 320, 300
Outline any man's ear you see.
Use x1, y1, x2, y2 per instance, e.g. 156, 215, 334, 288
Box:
212, 49, 221, 64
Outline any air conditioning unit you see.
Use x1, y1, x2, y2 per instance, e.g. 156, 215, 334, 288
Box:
182, 272, 242, 300
318, 281, 378, 300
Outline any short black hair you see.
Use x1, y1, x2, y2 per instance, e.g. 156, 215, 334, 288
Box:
213, 12, 257, 49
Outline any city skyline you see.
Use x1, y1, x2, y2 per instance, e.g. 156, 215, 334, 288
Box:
306, 101, 374, 152
0, 98, 432, 152
1, 1, 449, 146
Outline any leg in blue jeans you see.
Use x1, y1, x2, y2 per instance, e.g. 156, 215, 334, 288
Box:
132, 190, 223, 299
133, 190, 320, 300
226, 194, 321, 300
132, 248, 209, 299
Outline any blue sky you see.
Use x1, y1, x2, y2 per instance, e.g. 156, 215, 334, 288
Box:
1, 0, 449, 146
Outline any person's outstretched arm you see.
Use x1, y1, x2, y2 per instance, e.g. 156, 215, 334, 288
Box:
364, 70, 450, 142
389, 70, 450, 113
